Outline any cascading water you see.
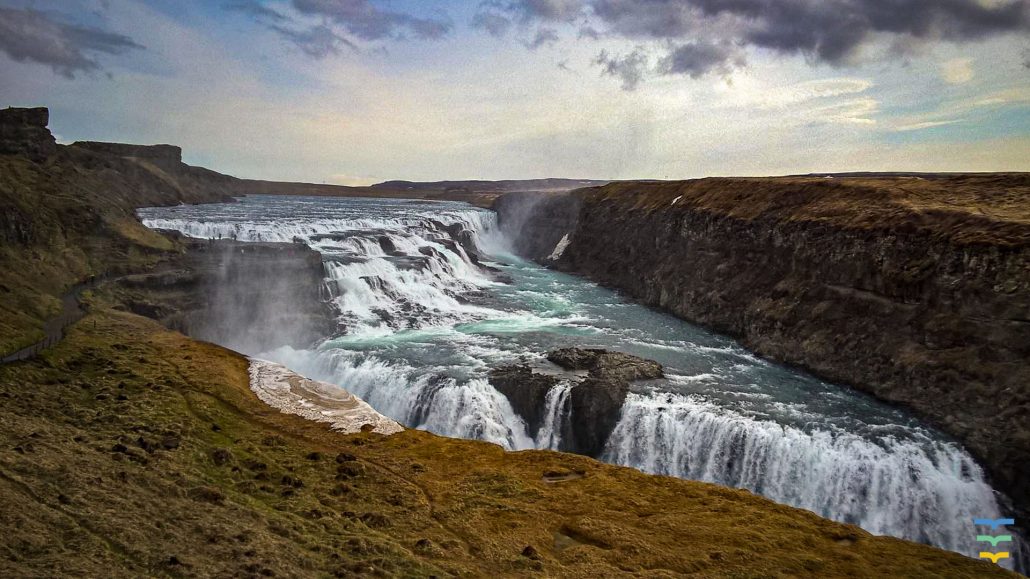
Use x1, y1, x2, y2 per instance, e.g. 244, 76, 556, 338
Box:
139, 195, 1025, 572
535, 382, 572, 450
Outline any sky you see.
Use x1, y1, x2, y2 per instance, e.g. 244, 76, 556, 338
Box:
0, 0, 1028, 184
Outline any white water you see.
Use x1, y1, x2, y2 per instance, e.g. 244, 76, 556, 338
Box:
606, 393, 1002, 553
536, 382, 572, 449
140, 195, 1024, 571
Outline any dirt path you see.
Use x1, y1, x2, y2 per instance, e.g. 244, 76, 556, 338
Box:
0, 274, 109, 364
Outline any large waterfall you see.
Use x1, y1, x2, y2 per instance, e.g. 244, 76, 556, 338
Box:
140, 195, 1024, 571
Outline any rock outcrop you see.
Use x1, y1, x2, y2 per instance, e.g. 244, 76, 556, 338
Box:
72, 141, 183, 168
0, 107, 57, 161
488, 364, 559, 435
116, 238, 335, 355
490, 348, 663, 456
496, 176, 1030, 516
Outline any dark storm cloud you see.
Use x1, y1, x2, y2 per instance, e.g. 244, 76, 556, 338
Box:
291, 0, 452, 41
590, 0, 1028, 59
594, 48, 648, 90
498, 0, 1030, 87
515, 0, 585, 22
687, 0, 1029, 64
0, 7, 142, 78
659, 41, 741, 79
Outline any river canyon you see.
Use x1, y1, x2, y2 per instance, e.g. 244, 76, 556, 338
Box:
139, 194, 1026, 571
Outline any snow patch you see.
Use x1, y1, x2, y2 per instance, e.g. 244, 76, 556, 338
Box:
671, 195, 683, 206
248, 359, 403, 435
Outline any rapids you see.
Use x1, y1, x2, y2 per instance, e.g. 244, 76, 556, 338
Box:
140, 195, 1024, 570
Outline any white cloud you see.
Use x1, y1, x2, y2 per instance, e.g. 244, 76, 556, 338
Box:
893, 119, 963, 132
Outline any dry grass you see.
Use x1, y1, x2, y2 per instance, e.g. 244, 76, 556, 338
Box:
0, 304, 1015, 577
593, 174, 1030, 246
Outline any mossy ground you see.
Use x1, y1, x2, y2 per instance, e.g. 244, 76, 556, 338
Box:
0, 302, 1015, 577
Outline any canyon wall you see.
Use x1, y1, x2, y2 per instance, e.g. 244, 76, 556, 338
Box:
495, 176, 1030, 515
72, 141, 183, 165
115, 238, 335, 355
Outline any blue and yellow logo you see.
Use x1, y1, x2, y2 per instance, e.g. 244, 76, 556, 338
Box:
974, 518, 1015, 564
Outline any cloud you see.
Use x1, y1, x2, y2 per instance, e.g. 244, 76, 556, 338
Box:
524, 27, 560, 50
594, 48, 649, 90
940, 57, 974, 84
0, 7, 143, 78
893, 119, 964, 131
516, 0, 1030, 89
514, 0, 585, 22
471, 9, 513, 37
269, 23, 356, 58
223, 0, 287, 23
291, 0, 452, 41
659, 41, 742, 79
328, 173, 378, 186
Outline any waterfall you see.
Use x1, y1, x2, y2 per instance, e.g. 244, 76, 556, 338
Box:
604, 392, 1022, 569
265, 346, 534, 450
535, 381, 572, 450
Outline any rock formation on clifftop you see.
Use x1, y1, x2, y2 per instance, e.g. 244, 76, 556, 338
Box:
0, 107, 57, 162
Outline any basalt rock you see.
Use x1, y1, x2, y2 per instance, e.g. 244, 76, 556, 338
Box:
71, 142, 183, 168
488, 364, 560, 435
547, 348, 664, 382
0, 107, 57, 162
490, 348, 663, 457
116, 238, 335, 355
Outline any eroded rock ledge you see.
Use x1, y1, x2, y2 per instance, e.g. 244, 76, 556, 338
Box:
490, 348, 663, 457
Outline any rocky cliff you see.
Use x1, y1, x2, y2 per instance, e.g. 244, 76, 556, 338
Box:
115, 237, 336, 355
0, 107, 57, 161
490, 348, 664, 456
72, 141, 183, 164
496, 175, 1030, 516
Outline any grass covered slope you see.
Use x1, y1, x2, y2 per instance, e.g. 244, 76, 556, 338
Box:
0, 306, 1014, 578
0, 147, 234, 354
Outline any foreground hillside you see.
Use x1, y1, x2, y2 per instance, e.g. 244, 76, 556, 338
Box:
496, 174, 1030, 520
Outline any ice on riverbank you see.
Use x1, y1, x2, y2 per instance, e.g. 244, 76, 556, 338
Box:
248, 359, 403, 435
